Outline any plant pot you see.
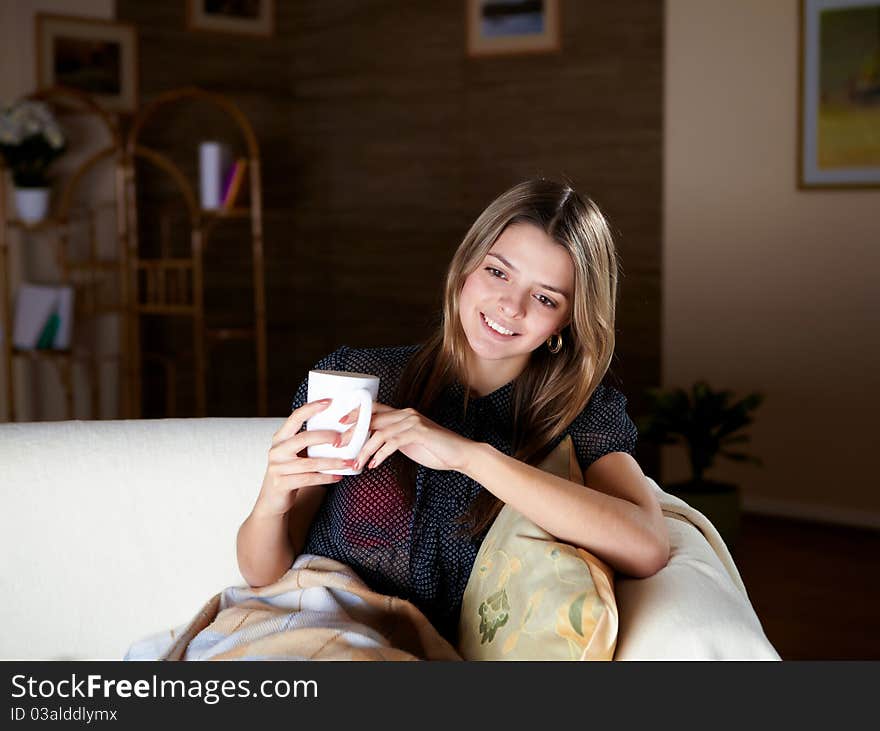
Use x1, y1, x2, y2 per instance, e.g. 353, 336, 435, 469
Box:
14, 187, 51, 223
666, 479, 741, 555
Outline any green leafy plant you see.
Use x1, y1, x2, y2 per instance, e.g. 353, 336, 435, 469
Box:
636, 381, 764, 485
0, 99, 66, 188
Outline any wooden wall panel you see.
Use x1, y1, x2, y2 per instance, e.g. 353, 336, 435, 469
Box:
117, 0, 662, 474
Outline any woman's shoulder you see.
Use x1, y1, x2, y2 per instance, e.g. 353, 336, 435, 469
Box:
564, 381, 638, 465
570, 382, 631, 429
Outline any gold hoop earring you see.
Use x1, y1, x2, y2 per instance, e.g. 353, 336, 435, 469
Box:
547, 333, 562, 354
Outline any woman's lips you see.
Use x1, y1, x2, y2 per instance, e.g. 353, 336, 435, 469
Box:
480, 312, 518, 338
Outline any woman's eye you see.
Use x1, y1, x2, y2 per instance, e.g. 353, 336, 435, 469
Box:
483, 266, 556, 308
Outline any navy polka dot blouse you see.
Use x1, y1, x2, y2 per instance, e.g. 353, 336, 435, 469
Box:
290, 344, 638, 643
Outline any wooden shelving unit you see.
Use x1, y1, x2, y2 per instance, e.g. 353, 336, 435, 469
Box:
123, 86, 267, 417
2, 85, 267, 421
0, 86, 130, 421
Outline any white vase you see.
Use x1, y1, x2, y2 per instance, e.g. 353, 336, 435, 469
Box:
14, 187, 51, 224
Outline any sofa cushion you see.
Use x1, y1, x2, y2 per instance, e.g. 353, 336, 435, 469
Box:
457, 435, 618, 660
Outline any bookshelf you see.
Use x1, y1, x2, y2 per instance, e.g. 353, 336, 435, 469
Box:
0, 86, 130, 422
122, 87, 267, 417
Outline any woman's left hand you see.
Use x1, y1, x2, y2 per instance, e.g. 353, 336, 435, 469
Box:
339, 402, 474, 473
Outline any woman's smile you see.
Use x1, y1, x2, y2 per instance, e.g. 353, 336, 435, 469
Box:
480, 311, 520, 338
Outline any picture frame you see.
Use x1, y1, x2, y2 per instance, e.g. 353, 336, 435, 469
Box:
467, 0, 560, 57
798, 0, 880, 188
186, 0, 275, 37
35, 14, 139, 115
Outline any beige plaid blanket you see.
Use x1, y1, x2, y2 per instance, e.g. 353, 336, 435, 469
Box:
124, 554, 462, 661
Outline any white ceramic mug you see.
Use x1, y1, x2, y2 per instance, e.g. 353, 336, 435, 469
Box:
306, 369, 380, 475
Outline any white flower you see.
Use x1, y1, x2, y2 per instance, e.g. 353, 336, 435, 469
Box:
0, 99, 66, 149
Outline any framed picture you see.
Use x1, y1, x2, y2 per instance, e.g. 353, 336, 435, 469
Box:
187, 0, 275, 37
799, 0, 880, 188
467, 0, 560, 57
36, 14, 139, 114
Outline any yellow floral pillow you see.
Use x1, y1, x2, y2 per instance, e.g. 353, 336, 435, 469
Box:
458, 435, 618, 661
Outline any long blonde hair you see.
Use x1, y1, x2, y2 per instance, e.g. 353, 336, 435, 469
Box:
395, 177, 622, 535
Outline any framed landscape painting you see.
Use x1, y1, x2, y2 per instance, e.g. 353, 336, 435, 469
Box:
799, 0, 880, 188
187, 0, 275, 37
36, 14, 139, 114
467, 0, 560, 57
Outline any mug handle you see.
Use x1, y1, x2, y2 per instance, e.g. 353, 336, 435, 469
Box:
345, 388, 374, 456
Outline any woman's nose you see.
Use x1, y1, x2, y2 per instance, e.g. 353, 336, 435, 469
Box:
498, 292, 526, 318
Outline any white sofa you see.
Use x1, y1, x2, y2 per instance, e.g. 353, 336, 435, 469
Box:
0, 417, 780, 660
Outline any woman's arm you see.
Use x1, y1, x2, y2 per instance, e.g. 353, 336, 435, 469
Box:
461, 444, 669, 578
351, 403, 669, 578
236, 400, 354, 587
237, 504, 294, 588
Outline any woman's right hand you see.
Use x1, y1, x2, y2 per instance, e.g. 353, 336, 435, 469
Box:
253, 398, 355, 518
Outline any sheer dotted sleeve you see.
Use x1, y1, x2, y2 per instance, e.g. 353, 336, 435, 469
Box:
566, 383, 638, 474
289, 346, 350, 412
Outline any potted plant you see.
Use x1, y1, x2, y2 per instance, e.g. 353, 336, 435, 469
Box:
636, 381, 764, 554
0, 99, 66, 223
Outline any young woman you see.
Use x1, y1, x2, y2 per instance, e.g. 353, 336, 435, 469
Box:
237, 178, 669, 643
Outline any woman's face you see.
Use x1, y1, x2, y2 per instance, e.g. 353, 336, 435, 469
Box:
458, 222, 574, 375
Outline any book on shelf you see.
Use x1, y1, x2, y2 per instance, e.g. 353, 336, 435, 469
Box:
198, 141, 231, 211
12, 283, 74, 350
221, 158, 248, 210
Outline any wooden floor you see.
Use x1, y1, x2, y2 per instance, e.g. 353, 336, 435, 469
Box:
732, 513, 880, 660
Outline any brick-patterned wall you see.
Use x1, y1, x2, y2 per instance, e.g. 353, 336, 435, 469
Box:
117, 0, 662, 473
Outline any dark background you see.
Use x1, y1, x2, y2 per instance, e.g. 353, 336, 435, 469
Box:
117, 0, 662, 477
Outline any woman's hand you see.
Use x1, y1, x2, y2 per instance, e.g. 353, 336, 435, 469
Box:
339, 402, 475, 473
253, 399, 357, 518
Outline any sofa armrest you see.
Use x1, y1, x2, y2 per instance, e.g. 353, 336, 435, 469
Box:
613, 480, 780, 660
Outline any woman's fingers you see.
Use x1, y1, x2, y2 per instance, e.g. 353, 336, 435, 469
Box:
291, 428, 346, 450
273, 398, 332, 444
354, 413, 419, 469
367, 436, 409, 470
338, 406, 360, 425
338, 400, 394, 425
337, 402, 403, 448
278, 456, 355, 475
277, 471, 346, 489
337, 423, 357, 447
270, 428, 340, 463
276, 401, 410, 464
